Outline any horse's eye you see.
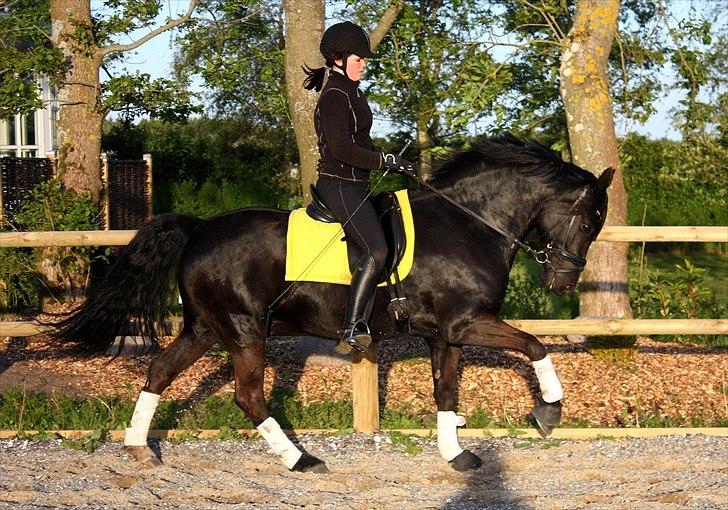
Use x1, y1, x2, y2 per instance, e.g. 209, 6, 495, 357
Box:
579, 223, 591, 233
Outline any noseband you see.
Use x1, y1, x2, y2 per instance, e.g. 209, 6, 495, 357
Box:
522, 214, 587, 275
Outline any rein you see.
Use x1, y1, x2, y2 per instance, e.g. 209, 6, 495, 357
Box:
406, 172, 587, 274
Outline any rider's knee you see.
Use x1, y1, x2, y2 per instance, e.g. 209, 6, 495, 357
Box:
369, 245, 388, 271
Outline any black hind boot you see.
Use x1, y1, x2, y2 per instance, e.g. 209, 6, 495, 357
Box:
334, 254, 380, 355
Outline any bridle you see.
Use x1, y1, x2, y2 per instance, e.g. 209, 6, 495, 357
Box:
411, 174, 588, 276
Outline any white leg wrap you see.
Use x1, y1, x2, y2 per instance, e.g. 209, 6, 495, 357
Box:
124, 391, 160, 446
532, 355, 564, 403
437, 411, 464, 462
257, 417, 303, 470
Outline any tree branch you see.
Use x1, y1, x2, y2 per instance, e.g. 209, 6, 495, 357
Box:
370, 0, 405, 50
100, 0, 198, 57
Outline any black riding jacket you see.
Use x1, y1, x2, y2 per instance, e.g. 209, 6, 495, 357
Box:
315, 71, 383, 182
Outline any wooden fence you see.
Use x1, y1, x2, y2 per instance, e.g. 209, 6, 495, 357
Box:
1, 225, 726, 432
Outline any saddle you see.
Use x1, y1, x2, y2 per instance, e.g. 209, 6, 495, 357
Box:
306, 184, 407, 281
305, 184, 410, 326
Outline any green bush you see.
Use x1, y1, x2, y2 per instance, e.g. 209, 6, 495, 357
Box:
500, 258, 578, 319
103, 118, 296, 213
621, 133, 727, 254
170, 178, 276, 219
630, 257, 727, 346
0, 179, 105, 313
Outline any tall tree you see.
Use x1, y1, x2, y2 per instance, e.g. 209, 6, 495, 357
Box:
559, 0, 631, 318
358, 0, 505, 178
174, 0, 287, 125
3, 0, 199, 202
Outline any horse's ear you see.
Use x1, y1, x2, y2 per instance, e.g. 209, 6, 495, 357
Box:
596, 167, 615, 189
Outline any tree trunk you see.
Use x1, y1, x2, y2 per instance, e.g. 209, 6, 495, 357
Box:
417, 116, 433, 180
284, 0, 324, 206
50, 0, 104, 203
560, 0, 632, 319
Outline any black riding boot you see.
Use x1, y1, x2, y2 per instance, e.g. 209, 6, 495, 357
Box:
334, 254, 380, 355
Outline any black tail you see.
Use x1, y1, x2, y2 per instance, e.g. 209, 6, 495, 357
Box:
50, 213, 204, 355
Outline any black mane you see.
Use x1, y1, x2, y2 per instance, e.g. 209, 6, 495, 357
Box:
429, 133, 596, 188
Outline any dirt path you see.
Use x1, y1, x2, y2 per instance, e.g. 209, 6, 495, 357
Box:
1, 433, 725, 509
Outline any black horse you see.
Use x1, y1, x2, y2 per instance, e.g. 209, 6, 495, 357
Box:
52, 134, 613, 473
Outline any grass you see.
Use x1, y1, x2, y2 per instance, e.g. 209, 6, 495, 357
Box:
4, 389, 724, 437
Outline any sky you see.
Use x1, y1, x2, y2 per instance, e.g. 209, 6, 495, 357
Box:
107, 1, 690, 141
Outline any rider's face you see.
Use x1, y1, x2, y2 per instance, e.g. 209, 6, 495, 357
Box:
335, 54, 367, 81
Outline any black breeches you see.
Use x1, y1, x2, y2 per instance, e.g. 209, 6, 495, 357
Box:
315, 176, 388, 272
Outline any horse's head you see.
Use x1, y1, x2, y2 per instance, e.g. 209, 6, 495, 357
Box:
534, 167, 615, 294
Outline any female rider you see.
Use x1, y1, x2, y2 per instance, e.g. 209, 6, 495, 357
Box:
303, 21, 412, 354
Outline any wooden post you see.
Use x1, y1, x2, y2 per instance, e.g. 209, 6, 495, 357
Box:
0, 161, 4, 227
143, 153, 152, 218
46, 151, 57, 177
101, 153, 109, 230
352, 345, 379, 433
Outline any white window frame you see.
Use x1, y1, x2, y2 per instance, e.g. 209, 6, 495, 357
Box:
0, 111, 42, 158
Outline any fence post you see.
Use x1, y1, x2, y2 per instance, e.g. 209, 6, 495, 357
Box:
46, 151, 57, 177
352, 345, 379, 433
101, 153, 110, 230
143, 153, 153, 218
0, 161, 3, 227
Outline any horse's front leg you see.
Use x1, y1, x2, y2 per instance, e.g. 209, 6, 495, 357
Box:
428, 341, 482, 471
447, 312, 563, 437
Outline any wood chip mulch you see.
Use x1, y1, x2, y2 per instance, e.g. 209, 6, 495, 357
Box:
0, 334, 726, 427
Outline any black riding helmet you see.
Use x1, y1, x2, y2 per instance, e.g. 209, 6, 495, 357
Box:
320, 21, 376, 60
320, 21, 375, 80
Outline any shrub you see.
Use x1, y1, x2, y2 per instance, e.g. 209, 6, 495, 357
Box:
630, 257, 727, 347
500, 259, 578, 319
0, 179, 105, 312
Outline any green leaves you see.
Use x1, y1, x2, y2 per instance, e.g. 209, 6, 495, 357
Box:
0, 0, 68, 117
173, 0, 287, 123
103, 72, 202, 123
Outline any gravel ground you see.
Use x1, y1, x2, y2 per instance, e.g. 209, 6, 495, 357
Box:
1, 433, 726, 509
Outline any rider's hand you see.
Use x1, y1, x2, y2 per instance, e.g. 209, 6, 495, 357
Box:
382, 153, 414, 174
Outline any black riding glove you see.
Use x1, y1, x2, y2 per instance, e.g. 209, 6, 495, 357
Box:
382, 153, 415, 174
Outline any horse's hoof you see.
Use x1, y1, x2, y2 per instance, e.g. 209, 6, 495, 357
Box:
291, 453, 329, 474
449, 450, 482, 472
531, 398, 562, 438
124, 445, 162, 468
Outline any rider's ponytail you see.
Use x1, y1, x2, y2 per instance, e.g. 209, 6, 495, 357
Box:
302, 65, 326, 91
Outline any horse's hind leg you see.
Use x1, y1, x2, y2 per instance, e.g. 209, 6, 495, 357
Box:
124, 324, 217, 468
428, 340, 482, 472
226, 334, 329, 473
449, 312, 563, 437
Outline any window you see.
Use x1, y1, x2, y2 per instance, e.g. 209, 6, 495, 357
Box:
0, 112, 41, 157
0, 116, 15, 146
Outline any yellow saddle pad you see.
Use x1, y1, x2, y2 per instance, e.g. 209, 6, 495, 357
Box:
285, 189, 414, 286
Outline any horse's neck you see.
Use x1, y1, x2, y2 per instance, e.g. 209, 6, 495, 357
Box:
443, 171, 551, 241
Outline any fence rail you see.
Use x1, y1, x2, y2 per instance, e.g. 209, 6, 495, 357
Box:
3, 319, 726, 338
1, 226, 727, 248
